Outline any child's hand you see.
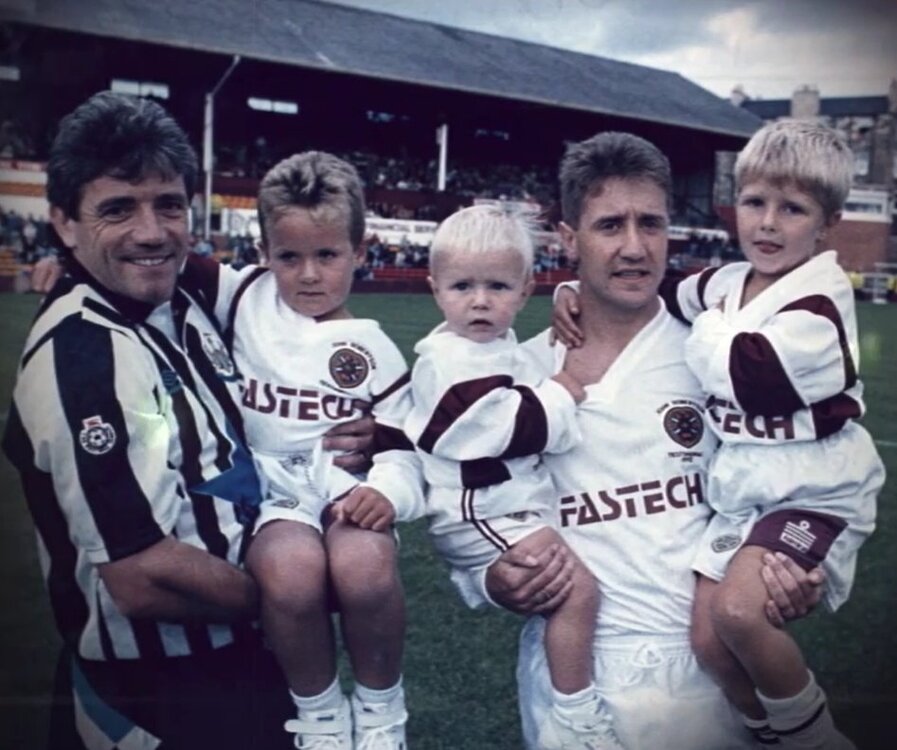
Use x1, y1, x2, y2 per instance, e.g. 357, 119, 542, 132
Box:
550, 370, 586, 404
334, 486, 396, 532
550, 285, 584, 348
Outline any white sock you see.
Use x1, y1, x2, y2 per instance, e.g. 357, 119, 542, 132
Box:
757, 671, 835, 748
291, 675, 344, 714
354, 677, 404, 708
552, 683, 599, 719
743, 714, 780, 746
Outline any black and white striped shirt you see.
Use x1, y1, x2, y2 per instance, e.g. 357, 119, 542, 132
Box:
3, 258, 261, 661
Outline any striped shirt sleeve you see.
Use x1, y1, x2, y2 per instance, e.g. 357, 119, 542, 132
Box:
685, 289, 857, 416
412, 344, 579, 464
18, 318, 180, 563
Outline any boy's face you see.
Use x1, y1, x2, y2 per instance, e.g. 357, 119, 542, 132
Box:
261, 207, 362, 321
737, 177, 837, 286
429, 247, 534, 344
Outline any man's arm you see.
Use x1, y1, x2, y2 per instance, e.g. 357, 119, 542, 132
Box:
99, 536, 259, 622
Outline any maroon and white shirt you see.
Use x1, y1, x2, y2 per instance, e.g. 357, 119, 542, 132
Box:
668, 251, 864, 446
405, 324, 580, 521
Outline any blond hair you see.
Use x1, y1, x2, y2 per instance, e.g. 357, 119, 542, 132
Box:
735, 119, 852, 218
429, 204, 536, 277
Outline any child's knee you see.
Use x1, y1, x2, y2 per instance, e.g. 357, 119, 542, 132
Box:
710, 580, 769, 644
329, 532, 400, 605
249, 531, 328, 611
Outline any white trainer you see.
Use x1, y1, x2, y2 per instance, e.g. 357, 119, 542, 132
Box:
351, 693, 409, 750
537, 699, 625, 750
284, 695, 353, 750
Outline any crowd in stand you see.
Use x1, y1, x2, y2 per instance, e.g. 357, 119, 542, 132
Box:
2, 134, 731, 282
0, 206, 55, 263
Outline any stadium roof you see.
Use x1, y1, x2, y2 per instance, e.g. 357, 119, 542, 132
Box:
7, 0, 761, 138
742, 96, 891, 120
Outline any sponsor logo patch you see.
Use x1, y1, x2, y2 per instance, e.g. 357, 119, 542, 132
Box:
270, 498, 299, 509
79, 415, 116, 455
780, 519, 816, 553
663, 405, 704, 448
329, 347, 369, 388
711, 533, 742, 553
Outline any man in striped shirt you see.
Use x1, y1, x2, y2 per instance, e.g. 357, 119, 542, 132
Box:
2, 92, 370, 750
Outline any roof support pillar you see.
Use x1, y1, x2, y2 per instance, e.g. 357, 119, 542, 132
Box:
203, 55, 241, 240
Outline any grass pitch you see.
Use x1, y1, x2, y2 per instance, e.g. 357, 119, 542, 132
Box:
1, 291, 894, 749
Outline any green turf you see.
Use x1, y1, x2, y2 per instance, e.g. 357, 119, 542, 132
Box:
1, 292, 895, 749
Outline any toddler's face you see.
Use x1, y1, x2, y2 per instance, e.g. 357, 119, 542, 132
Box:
429, 247, 533, 344
737, 178, 834, 288
261, 207, 361, 321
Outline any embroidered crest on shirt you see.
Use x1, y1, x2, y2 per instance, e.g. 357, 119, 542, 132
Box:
78, 415, 116, 455
329, 347, 370, 388
202, 332, 236, 379
662, 404, 704, 448
711, 533, 742, 553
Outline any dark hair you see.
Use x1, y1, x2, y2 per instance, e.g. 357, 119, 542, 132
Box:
257, 151, 366, 247
47, 91, 198, 219
559, 131, 672, 228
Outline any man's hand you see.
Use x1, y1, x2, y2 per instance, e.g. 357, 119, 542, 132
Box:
332, 486, 395, 532
31, 255, 62, 293
761, 552, 825, 627
550, 285, 584, 348
325, 407, 374, 473
550, 370, 586, 403
485, 543, 575, 615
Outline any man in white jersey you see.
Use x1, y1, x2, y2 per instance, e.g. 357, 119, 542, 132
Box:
479, 132, 823, 750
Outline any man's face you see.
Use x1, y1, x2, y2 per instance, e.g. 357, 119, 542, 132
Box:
51, 173, 191, 306
559, 177, 669, 316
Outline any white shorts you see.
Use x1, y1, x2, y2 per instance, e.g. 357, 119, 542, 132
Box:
693, 423, 883, 611
428, 508, 550, 610
255, 448, 362, 533
517, 620, 754, 750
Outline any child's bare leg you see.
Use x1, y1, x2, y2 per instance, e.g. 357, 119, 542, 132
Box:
326, 520, 405, 690
503, 526, 597, 693
711, 545, 808, 697
691, 574, 766, 719
713, 545, 852, 748
245, 520, 336, 695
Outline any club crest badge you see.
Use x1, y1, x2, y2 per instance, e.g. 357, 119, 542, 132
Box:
79, 415, 116, 455
663, 405, 704, 448
329, 347, 369, 389
202, 333, 236, 379
711, 533, 742, 553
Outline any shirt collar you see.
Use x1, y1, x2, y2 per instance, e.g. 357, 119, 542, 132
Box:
66, 256, 159, 323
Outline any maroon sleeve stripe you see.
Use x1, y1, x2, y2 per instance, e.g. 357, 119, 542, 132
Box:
460, 457, 511, 489
730, 332, 804, 416
779, 294, 856, 389
811, 393, 862, 439
658, 269, 688, 324
181, 254, 222, 311
503, 385, 549, 458
696, 266, 721, 310
417, 375, 513, 453
370, 422, 415, 455
371, 371, 411, 406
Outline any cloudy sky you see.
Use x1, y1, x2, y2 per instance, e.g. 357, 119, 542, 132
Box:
327, 0, 896, 100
